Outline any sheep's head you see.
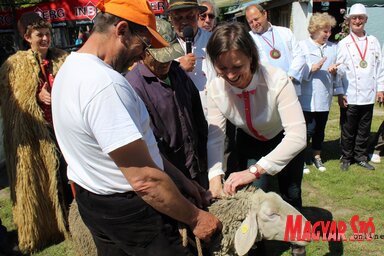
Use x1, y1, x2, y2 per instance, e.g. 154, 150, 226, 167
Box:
234, 189, 309, 255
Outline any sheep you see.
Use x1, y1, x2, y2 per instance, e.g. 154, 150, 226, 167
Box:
207, 186, 309, 256
68, 187, 309, 256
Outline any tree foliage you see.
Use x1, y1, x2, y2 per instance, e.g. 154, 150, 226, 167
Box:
335, 16, 350, 42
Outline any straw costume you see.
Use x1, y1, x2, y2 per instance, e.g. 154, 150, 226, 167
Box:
0, 48, 69, 252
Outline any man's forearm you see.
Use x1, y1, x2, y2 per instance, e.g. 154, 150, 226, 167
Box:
122, 166, 199, 226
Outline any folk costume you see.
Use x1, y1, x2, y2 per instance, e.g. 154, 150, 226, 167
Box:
0, 48, 69, 252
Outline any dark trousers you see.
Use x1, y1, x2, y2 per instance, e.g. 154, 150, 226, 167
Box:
303, 111, 329, 151
340, 104, 374, 162
223, 120, 239, 176
74, 184, 192, 256
370, 121, 384, 154
236, 129, 304, 209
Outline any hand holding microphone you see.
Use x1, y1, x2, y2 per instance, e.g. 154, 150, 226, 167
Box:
179, 26, 196, 72
183, 26, 194, 54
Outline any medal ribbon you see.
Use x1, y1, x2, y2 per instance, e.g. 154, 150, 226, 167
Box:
261, 29, 276, 51
350, 34, 368, 62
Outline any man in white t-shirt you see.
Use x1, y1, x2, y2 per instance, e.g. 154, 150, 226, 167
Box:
51, 1, 221, 255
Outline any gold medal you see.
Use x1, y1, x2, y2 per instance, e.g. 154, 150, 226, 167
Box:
270, 49, 281, 59
261, 30, 281, 60
359, 60, 368, 68
351, 34, 368, 70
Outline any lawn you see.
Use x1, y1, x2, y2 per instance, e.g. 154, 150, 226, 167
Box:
0, 98, 383, 256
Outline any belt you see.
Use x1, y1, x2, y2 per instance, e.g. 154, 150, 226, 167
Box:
73, 183, 137, 198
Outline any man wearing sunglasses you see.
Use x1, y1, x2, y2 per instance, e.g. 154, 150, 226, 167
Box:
198, 0, 217, 32
52, 0, 221, 255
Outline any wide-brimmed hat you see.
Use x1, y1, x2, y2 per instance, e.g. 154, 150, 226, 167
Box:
348, 3, 368, 17
96, 0, 168, 48
147, 18, 184, 63
165, 0, 207, 14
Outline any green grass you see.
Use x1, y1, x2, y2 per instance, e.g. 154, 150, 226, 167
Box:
0, 98, 383, 256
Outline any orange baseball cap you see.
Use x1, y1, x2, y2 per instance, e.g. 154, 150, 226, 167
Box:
96, 0, 169, 48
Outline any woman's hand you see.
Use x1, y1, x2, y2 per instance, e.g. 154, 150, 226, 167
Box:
37, 82, 51, 105
223, 170, 255, 195
328, 63, 340, 75
311, 57, 327, 73
208, 175, 225, 199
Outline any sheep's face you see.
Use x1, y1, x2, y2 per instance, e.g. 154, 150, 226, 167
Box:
256, 191, 309, 246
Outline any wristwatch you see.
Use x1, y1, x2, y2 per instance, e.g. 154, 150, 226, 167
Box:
249, 165, 261, 180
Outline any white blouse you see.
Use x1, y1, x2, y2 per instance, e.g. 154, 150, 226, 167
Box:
206, 64, 306, 180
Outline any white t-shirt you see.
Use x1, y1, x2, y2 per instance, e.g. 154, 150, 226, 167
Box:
52, 52, 163, 195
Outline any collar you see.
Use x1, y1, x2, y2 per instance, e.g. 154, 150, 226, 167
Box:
230, 72, 259, 95
309, 38, 327, 49
350, 31, 367, 40
256, 23, 273, 35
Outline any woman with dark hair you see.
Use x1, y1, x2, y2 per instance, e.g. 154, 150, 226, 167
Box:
206, 21, 307, 256
206, 21, 306, 207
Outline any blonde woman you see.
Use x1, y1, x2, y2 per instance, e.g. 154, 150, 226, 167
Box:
299, 12, 338, 173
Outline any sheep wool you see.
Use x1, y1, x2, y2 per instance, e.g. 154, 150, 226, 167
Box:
208, 187, 260, 256
0, 48, 69, 252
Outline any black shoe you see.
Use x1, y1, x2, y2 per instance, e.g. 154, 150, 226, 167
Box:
291, 244, 306, 256
0, 233, 21, 256
357, 161, 375, 170
340, 161, 350, 171
313, 158, 326, 172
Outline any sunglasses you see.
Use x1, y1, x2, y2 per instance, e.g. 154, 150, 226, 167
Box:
199, 13, 215, 20
134, 31, 152, 51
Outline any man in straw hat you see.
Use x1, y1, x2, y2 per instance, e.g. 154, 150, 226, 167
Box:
335, 3, 384, 171
166, 0, 233, 201
51, 1, 221, 255
126, 18, 209, 189
165, 0, 214, 115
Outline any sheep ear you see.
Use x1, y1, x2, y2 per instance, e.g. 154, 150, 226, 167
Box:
234, 210, 258, 256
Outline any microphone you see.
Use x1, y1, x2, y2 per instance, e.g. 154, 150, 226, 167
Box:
183, 26, 194, 54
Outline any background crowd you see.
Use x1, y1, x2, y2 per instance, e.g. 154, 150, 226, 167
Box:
0, 0, 383, 255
